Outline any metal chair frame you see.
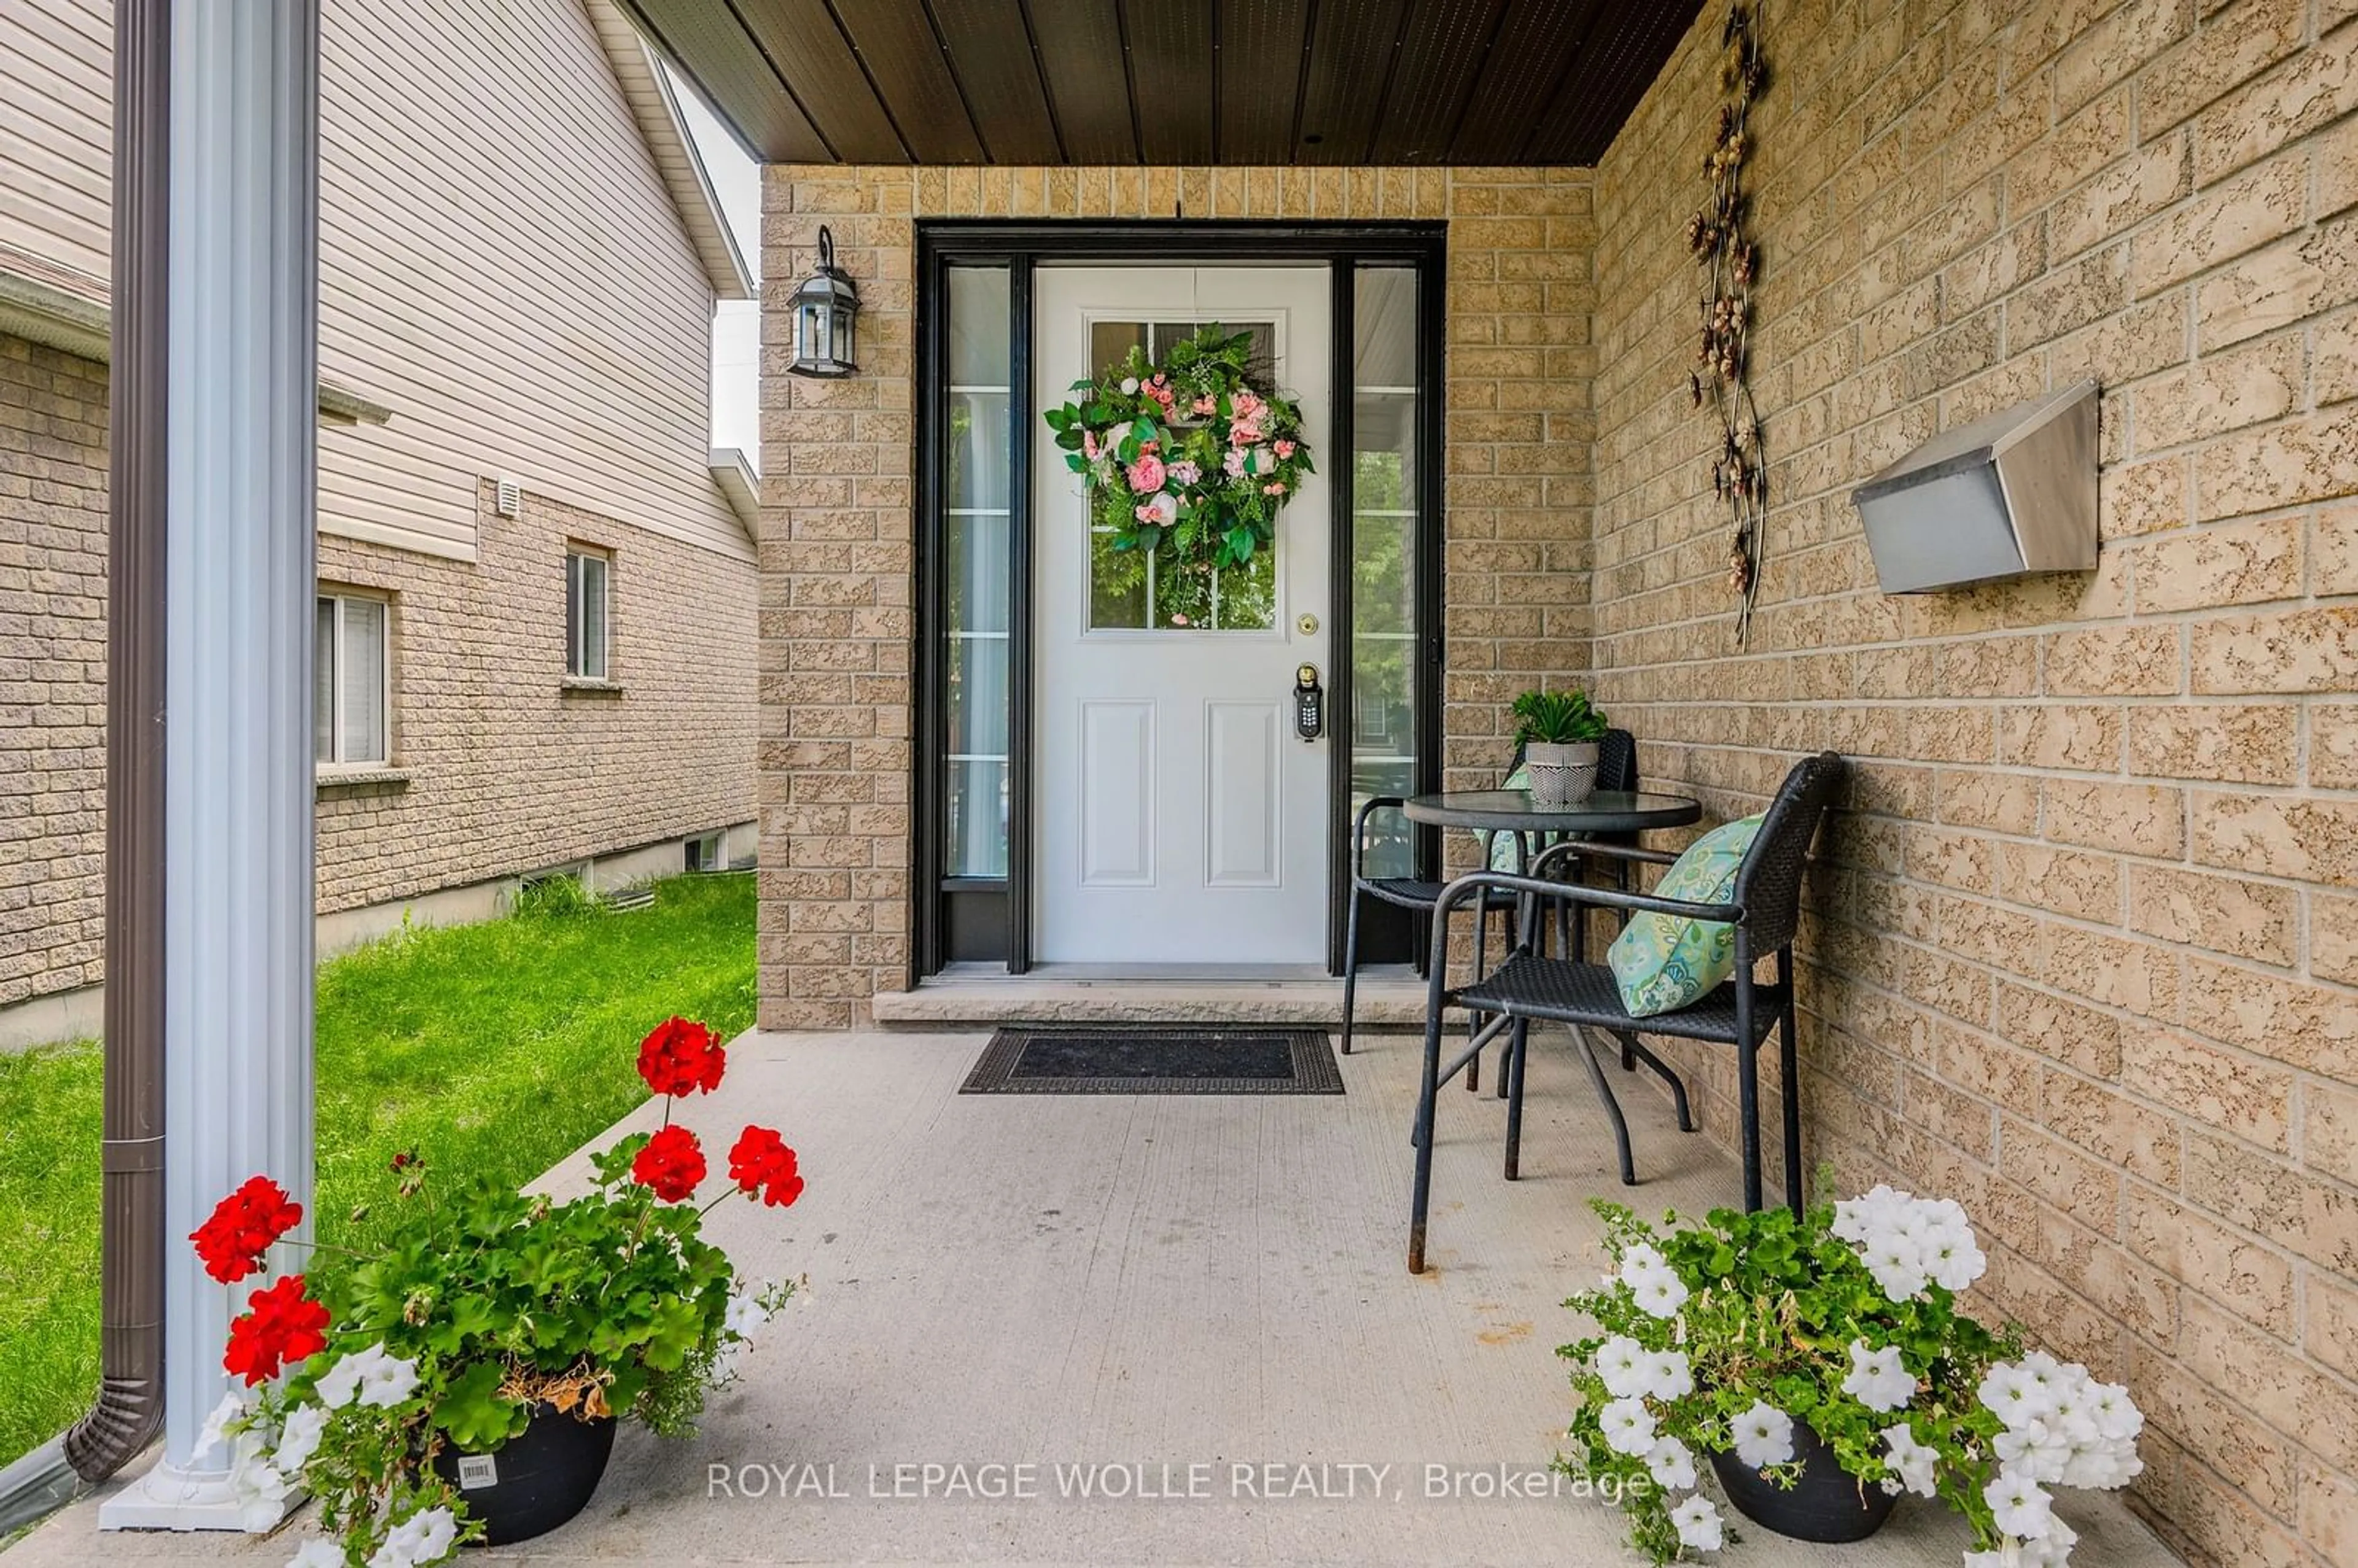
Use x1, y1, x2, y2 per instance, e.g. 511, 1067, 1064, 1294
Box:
1405, 751, 1846, 1275
1339, 730, 1640, 1083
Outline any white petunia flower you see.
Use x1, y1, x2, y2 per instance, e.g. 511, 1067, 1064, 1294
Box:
285, 1542, 344, 1568
1985, 1467, 2056, 1539
313, 1348, 368, 1410
357, 1351, 422, 1410
1669, 1493, 1724, 1551
195, 1389, 250, 1458
231, 1427, 295, 1531
725, 1289, 772, 1341
1859, 1226, 1928, 1302
1996, 1419, 2074, 1485
319, 1344, 422, 1412
1630, 1268, 1690, 1318
1646, 1435, 1697, 1491
2025, 1515, 2080, 1566
1842, 1340, 1916, 1412
1920, 1219, 1988, 1291
1598, 1397, 1659, 1457
272, 1401, 328, 1473
2085, 1381, 2143, 1443
1617, 1241, 1670, 1282
1730, 1399, 1796, 1469
1979, 1360, 2060, 1431
1640, 1348, 1695, 1402
1595, 1335, 1651, 1399
1880, 1421, 1940, 1497
368, 1505, 459, 1568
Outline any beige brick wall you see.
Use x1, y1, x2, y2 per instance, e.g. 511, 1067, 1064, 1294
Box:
0, 336, 109, 1004
757, 165, 1598, 1026
0, 335, 759, 1014
312, 483, 759, 911
1589, 1, 2358, 1564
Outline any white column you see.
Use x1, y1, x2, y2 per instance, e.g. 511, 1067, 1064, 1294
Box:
99, 0, 317, 1531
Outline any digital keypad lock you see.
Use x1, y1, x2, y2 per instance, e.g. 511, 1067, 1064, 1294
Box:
1294, 664, 1324, 742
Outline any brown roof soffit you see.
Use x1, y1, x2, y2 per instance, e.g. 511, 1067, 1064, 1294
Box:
0, 249, 392, 427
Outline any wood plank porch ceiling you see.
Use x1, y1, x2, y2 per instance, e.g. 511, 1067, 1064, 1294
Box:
619, 0, 1706, 167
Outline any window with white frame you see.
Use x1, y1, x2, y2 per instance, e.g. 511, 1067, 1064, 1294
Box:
314, 592, 390, 766
566, 548, 611, 680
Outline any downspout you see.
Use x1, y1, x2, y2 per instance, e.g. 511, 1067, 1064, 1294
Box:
0, 0, 170, 1529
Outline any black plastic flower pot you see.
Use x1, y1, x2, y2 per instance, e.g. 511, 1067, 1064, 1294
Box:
1708, 1421, 1898, 1544
432, 1401, 618, 1547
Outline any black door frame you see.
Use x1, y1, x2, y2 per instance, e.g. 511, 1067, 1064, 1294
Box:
913, 220, 1446, 977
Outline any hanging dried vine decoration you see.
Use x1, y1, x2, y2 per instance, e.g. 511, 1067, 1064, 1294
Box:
1687, 1, 1770, 643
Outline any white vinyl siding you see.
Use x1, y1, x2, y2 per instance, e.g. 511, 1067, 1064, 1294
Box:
0, 0, 749, 566
566, 550, 611, 681
0, 1, 112, 282
315, 594, 391, 766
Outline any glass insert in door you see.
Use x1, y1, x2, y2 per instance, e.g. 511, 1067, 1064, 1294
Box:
945, 266, 1012, 879
1349, 268, 1421, 880
1083, 319, 1279, 633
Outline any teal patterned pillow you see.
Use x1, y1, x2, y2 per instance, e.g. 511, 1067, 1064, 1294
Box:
1606, 814, 1764, 1019
1484, 764, 1530, 872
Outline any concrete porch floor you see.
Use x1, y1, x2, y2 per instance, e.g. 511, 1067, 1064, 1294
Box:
15, 1028, 2179, 1566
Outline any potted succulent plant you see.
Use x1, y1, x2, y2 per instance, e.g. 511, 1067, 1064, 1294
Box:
190, 1017, 804, 1566
1512, 688, 1610, 807
1554, 1186, 2144, 1566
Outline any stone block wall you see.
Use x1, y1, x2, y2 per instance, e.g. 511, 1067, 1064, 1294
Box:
1589, 1, 2358, 1563
757, 166, 1599, 1026
312, 483, 759, 911
0, 335, 760, 1020
0, 337, 109, 1006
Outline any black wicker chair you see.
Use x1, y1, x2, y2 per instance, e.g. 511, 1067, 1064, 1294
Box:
1406, 751, 1845, 1275
1339, 729, 1640, 1075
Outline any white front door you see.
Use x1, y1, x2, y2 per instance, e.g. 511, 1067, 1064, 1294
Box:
1032, 265, 1333, 966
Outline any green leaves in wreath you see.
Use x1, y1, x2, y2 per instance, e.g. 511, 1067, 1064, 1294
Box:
1043, 322, 1312, 582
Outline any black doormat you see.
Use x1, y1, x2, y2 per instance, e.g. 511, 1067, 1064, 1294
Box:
959, 1028, 1344, 1095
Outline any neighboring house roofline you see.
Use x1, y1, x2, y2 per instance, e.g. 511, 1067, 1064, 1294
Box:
709, 446, 760, 539
0, 244, 392, 427
584, 0, 753, 303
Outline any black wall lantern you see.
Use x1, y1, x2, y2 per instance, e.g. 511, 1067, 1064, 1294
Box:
787, 225, 860, 378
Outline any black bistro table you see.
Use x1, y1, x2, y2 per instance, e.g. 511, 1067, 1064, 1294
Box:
1401, 788, 1703, 841
1400, 788, 1704, 1113
1403, 788, 1704, 962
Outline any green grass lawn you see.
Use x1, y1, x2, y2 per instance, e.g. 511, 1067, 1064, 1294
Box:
0, 871, 755, 1468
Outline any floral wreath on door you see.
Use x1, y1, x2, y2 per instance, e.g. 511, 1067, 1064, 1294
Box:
1044, 324, 1315, 626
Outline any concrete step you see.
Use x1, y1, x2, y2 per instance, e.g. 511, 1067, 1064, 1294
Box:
869, 970, 1459, 1029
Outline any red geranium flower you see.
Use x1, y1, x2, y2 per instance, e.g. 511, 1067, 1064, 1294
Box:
637, 1017, 726, 1098
726, 1126, 804, 1208
631, 1124, 706, 1203
223, 1274, 329, 1385
190, 1175, 305, 1284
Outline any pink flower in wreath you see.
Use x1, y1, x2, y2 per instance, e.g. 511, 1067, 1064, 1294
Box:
1223, 448, 1247, 478
1191, 394, 1216, 417
1082, 431, 1100, 460
1229, 417, 1263, 448
1231, 389, 1264, 421
1127, 452, 1167, 493
1274, 438, 1296, 459
1263, 481, 1286, 495
1132, 492, 1178, 527
1169, 459, 1201, 486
